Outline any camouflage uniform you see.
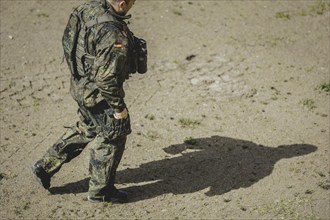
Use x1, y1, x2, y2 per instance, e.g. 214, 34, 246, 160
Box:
34, 0, 136, 200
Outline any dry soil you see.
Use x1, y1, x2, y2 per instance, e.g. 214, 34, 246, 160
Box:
0, 0, 329, 219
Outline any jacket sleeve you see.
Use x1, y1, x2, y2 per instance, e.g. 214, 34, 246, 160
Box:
93, 27, 128, 113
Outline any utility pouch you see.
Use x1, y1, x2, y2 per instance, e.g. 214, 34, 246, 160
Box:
82, 82, 103, 108
102, 109, 132, 139
90, 103, 131, 140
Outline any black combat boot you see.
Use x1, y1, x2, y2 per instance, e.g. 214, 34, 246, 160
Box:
31, 160, 51, 190
87, 186, 128, 203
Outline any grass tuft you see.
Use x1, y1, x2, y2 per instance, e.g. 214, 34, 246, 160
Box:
178, 118, 201, 128
184, 137, 197, 145
300, 99, 316, 111
317, 82, 330, 94
275, 11, 290, 20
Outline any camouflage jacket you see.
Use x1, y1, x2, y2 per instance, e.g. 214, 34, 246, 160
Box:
74, 0, 134, 113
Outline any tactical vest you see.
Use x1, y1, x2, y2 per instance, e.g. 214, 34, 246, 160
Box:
62, 0, 125, 107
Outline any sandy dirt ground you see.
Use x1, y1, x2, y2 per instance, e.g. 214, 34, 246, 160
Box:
0, 0, 329, 219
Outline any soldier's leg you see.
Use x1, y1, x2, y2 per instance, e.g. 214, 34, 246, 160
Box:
88, 135, 127, 202
44, 121, 95, 173
32, 120, 95, 189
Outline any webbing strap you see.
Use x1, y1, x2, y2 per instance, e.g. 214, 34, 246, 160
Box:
77, 12, 123, 77
85, 13, 117, 29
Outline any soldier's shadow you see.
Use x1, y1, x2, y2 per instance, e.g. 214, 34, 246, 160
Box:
49, 135, 317, 202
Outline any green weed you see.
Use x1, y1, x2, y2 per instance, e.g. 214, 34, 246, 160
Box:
173, 10, 183, 16
317, 82, 330, 94
275, 11, 291, 20
304, 66, 314, 73
32, 97, 42, 111
309, 0, 329, 15
300, 98, 316, 111
318, 179, 330, 190
184, 137, 197, 145
178, 118, 201, 128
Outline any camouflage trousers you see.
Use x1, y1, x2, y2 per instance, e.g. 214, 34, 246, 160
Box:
39, 103, 130, 198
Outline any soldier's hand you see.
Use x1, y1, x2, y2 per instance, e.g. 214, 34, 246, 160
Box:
114, 108, 128, 119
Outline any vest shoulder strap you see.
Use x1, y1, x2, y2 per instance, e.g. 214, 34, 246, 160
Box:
84, 13, 121, 29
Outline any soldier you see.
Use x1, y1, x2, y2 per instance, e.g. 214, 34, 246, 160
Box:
32, 0, 147, 203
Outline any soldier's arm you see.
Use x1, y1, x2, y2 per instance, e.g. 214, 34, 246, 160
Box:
94, 27, 128, 114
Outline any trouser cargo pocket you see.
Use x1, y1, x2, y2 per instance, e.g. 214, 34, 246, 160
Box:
97, 108, 131, 140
